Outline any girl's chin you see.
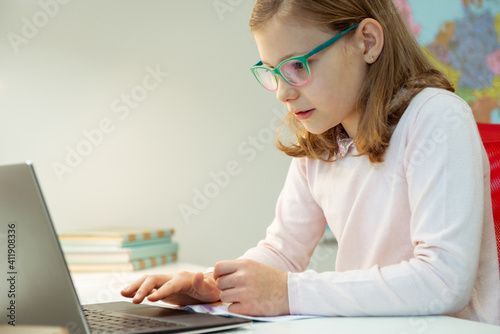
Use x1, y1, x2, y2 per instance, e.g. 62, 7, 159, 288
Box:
304, 126, 330, 135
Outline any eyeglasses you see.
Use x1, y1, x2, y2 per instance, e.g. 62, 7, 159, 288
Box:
250, 23, 359, 91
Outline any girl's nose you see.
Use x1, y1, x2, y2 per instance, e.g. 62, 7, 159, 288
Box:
276, 77, 299, 104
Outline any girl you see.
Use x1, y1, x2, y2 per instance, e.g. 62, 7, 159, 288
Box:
122, 0, 500, 324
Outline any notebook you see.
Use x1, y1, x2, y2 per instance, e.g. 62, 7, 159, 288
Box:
0, 162, 251, 333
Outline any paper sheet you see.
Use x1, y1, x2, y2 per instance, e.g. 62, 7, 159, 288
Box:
178, 302, 321, 322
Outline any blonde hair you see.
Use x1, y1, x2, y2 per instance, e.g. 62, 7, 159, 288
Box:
250, 0, 454, 163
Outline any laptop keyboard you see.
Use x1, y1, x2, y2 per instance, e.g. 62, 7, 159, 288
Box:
83, 308, 187, 333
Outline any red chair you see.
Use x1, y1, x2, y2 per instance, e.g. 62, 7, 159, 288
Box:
477, 123, 500, 270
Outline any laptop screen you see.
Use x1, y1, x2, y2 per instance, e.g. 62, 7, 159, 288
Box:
0, 162, 90, 332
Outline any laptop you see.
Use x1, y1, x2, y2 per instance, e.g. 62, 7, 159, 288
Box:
0, 162, 251, 333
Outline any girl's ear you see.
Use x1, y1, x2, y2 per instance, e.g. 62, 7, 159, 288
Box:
355, 18, 384, 64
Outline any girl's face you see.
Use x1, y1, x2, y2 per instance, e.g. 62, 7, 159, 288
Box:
253, 19, 369, 138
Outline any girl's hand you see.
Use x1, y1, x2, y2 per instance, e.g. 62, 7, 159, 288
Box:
120, 271, 221, 305
213, 259, 289, 316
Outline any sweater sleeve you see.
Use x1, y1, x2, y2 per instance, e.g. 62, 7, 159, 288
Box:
287, 93, 487, 316
239, 157, 328, 273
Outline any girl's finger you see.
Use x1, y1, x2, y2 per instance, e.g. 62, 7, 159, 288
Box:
120, 275, 149, 297
132, 275, 171, 303
191, 272, 221, 302
147, 276, 188, 301
213, 260, 239, 280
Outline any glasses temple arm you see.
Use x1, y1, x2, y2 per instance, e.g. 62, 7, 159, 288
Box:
305, 23, 360, 58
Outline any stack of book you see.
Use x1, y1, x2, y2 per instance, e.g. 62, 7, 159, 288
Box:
57, 228, 179, 272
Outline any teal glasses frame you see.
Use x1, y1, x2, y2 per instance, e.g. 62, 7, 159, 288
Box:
250, 23, 359, 91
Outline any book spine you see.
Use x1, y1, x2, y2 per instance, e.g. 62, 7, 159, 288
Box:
58, 229, 175, 246
59, 238, 171, 248
63, 242, 179, 263
122, 229, 175, 245
128, 242, 178, 260
67, 254, 178, 272
132, 254, 178, 270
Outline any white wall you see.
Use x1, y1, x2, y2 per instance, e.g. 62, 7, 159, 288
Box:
0, 0, 293, 266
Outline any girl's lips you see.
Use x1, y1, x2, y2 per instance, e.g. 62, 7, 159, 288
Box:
294, 109, 315, 120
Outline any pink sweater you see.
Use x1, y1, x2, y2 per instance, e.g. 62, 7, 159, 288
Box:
240, 88, 500, 325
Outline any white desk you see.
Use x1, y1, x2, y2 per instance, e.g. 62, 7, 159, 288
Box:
71, 263, 500, 334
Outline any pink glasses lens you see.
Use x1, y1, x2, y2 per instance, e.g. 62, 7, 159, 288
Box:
255, 68, 278, 91
281, 59, 309, 85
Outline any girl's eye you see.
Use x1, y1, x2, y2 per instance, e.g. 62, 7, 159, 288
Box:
291, 61, 306, 70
